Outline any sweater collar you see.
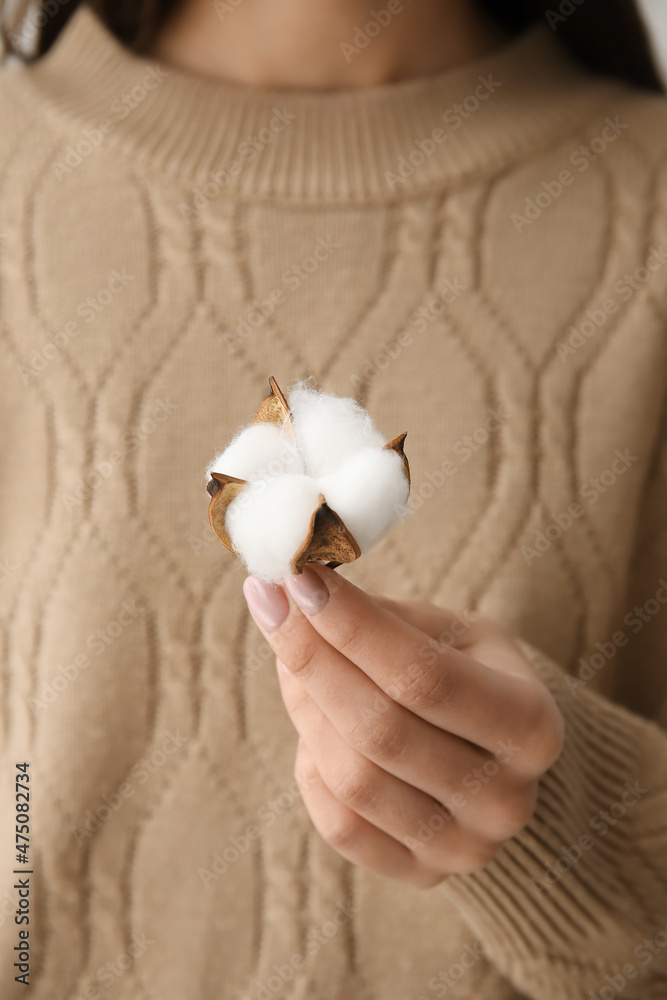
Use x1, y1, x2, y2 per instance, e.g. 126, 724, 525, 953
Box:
11, 3, 625, 204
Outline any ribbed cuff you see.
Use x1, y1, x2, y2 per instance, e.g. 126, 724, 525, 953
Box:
442, 640, 667, 1000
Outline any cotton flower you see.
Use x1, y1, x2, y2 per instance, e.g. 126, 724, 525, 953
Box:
205, 376, 412, 584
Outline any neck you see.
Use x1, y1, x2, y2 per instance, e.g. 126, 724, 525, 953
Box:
148, 0, 512, 89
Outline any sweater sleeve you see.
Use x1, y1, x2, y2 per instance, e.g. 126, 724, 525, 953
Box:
441, 423, 667, 999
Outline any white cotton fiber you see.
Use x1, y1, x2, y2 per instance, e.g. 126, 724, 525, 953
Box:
208, 422, 304, 482
206, 378, 413, 583
225, 474, 323, 583
287, 385, 386, 477
317, 448, 412, 552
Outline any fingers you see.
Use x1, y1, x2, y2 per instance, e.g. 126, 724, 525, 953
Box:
369, 595, 479, 649
279, 661, 534, 846
369, 596, 533, 679
280, 666, 505, 872
271, 565, 555, 759
294, 740, 445, 890
271, 635, 492, 805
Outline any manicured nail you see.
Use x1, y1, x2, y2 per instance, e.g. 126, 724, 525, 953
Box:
243, 576, 289, 632
276, 658, 291, 676
283, 565, 330, 616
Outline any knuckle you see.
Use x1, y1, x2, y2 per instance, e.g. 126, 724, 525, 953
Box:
532, 723, 565, 773
409, 867, 447, 891
447, 840, 499, 875
289, 690, 313, 719
450, 609, 484, 643
286, 633, 319, 680
320, 811, 363, 852
392, 657, 457, 711
484, 786, 536, 840
465, 611, 495, 633
328, 763, 380, 811
294, 752, 318, 794
348, 709, 408, 763
332, 613, 367, 657
520, 688, 565, 773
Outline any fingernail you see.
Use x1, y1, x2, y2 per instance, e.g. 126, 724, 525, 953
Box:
276, 658, 291, 676
283, 565, 330, 616
243, 576, 289, 632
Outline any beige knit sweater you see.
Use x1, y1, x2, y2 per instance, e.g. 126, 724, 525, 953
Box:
1, 5, 667, 998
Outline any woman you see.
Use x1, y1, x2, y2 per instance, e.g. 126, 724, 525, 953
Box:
0, 1, 666, 997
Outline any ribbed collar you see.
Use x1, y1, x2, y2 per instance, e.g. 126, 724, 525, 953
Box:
8, 3, 625, 204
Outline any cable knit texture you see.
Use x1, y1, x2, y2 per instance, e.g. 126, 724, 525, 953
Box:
1, 5, 667, 998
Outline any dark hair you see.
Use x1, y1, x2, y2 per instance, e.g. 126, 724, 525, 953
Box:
478, 0, 664, 92
1, 0, 181, 58
1, 0, 664, 93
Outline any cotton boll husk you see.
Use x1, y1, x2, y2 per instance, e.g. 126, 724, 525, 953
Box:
208, 422, 303, 482
226, 474, 322, 583
317, 447, 412, 553
287, 385, 386, 477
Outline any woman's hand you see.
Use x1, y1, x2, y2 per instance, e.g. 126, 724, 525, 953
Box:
242, 564, 565, 890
